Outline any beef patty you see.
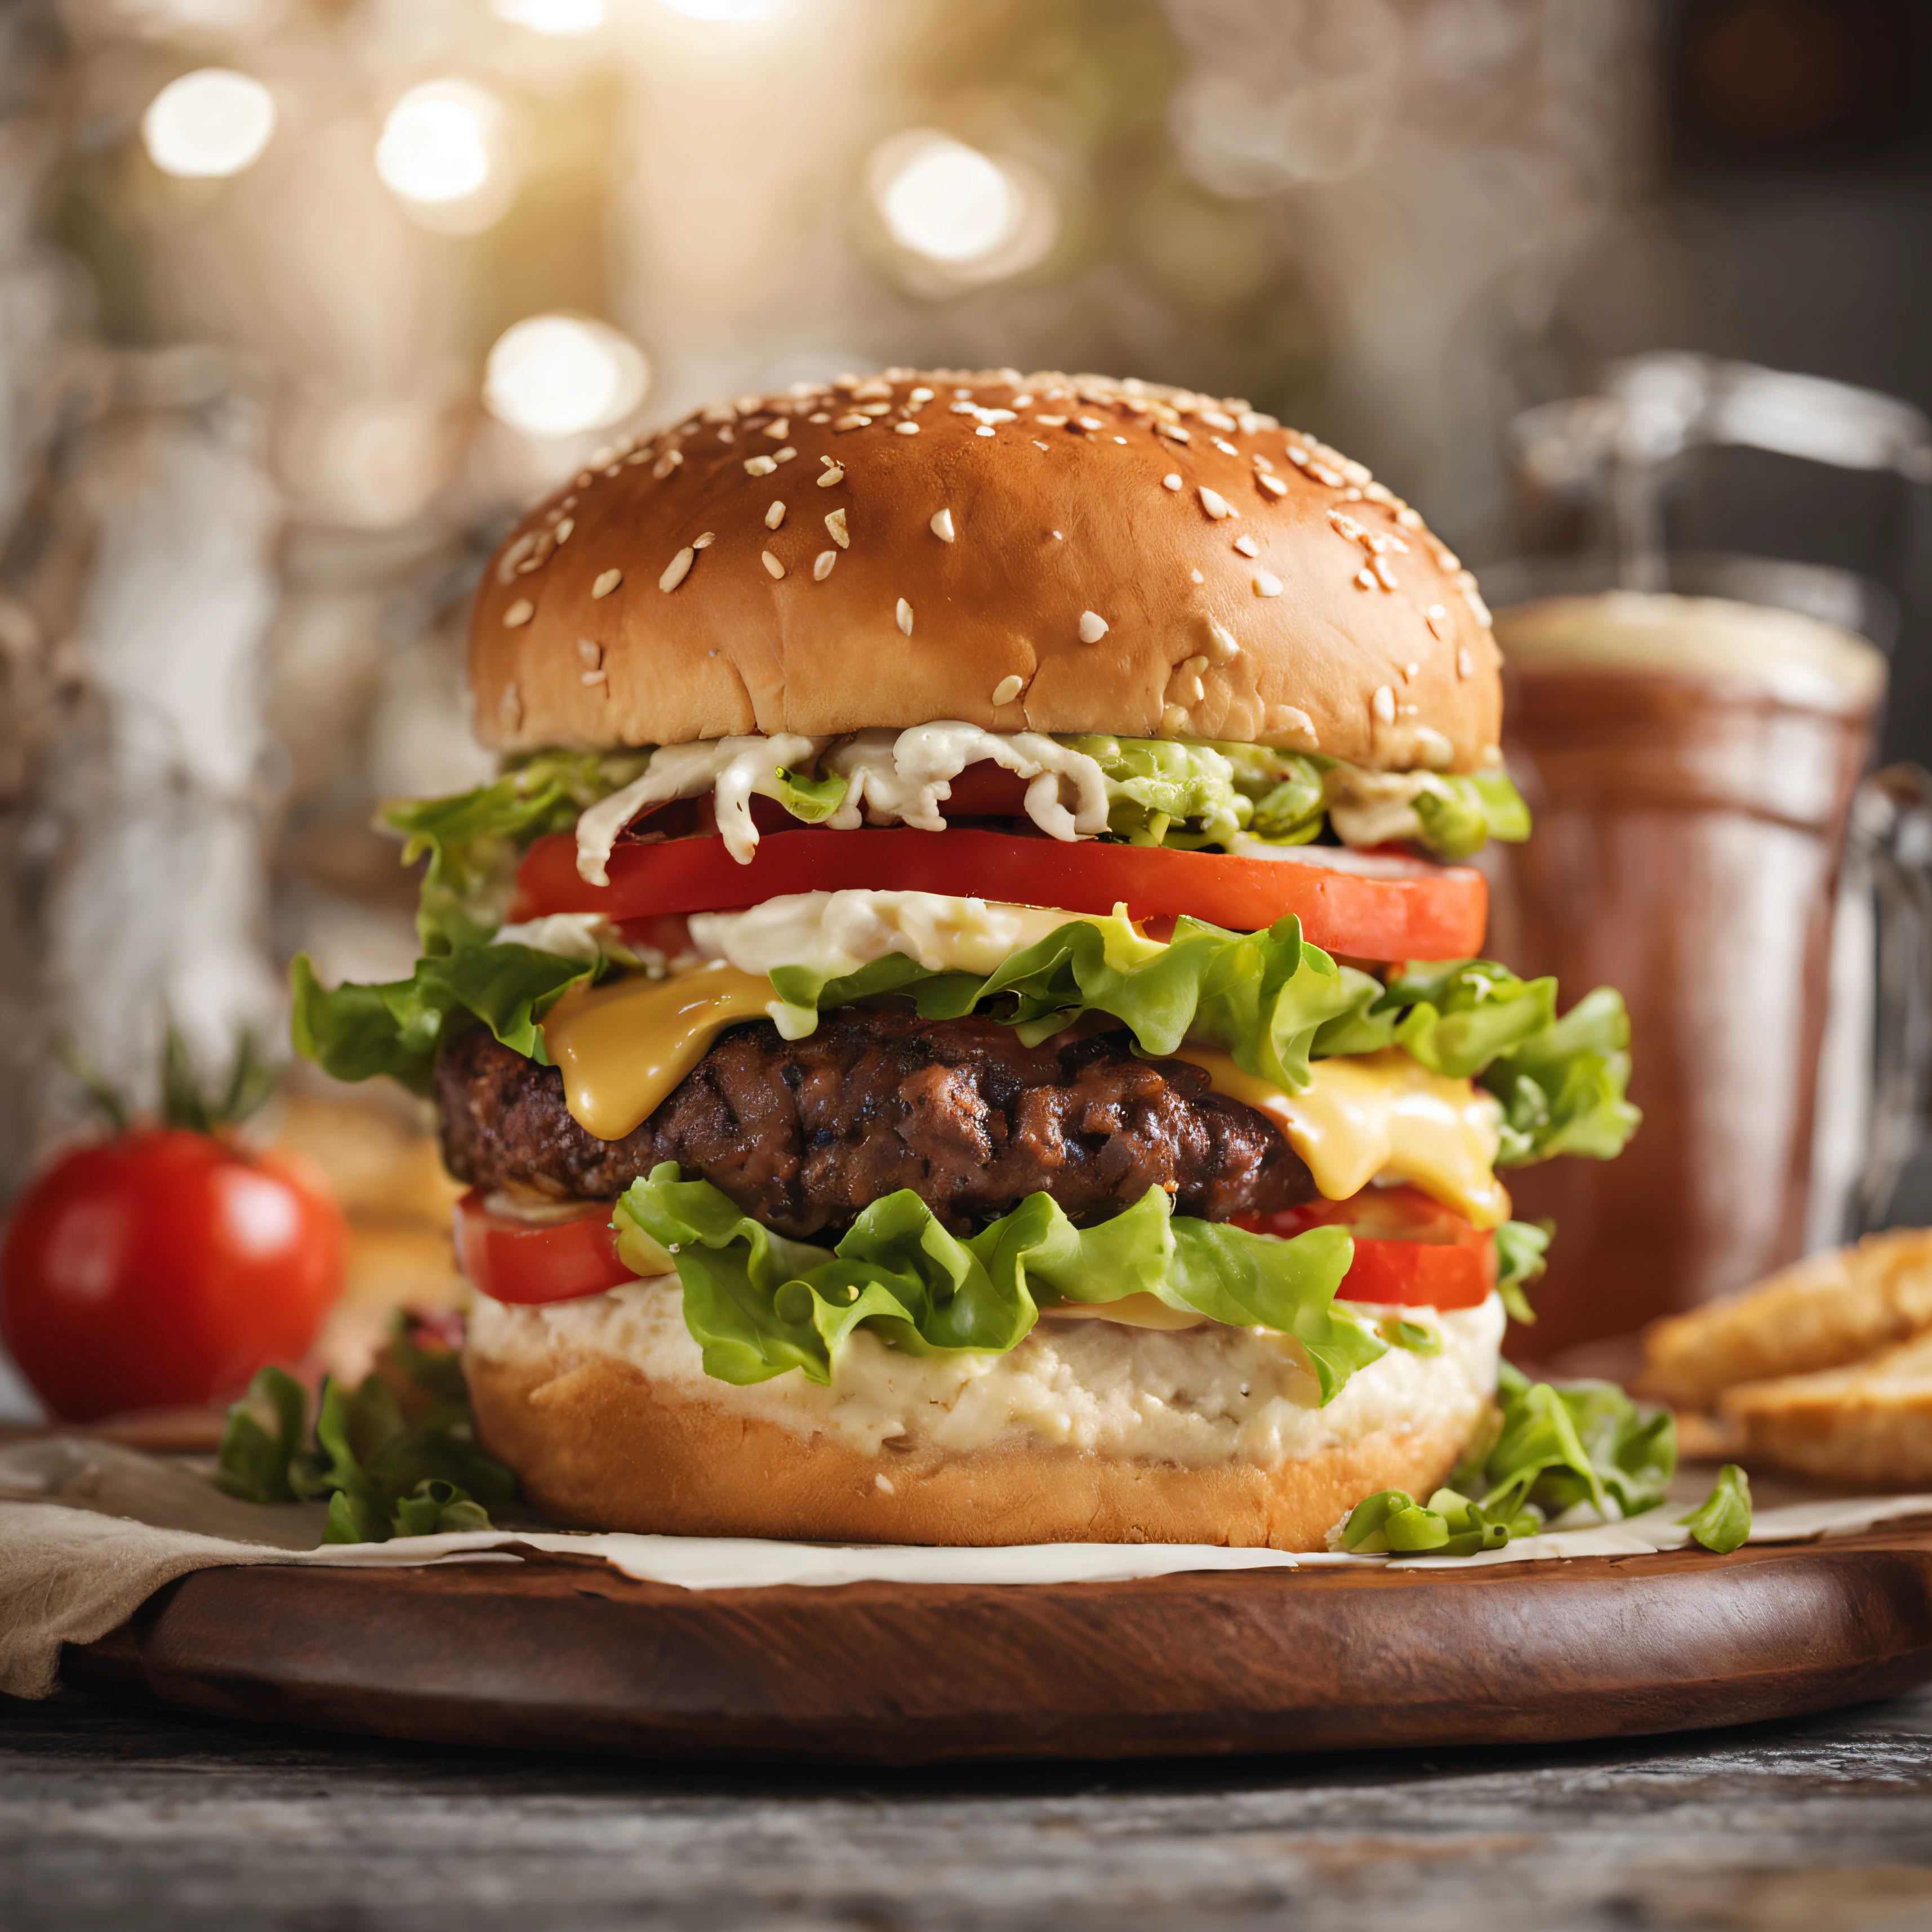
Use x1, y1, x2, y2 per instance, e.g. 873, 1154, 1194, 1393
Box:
437, 1008, 1315, 1239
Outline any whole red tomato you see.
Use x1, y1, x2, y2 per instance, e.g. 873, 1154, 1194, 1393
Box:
1, 1129, 345, 1422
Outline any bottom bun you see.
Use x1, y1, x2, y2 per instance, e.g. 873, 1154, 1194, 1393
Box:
465, 1283, 1501, 1550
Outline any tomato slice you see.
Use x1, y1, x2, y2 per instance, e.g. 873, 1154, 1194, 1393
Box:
513, 827, 1485, 961
1234, 1185, 1495, 1310
454, 1191, 642, 1306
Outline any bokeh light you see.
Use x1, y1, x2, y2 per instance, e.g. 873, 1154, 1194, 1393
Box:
375, 82, 496, 206
483, 314, 651, 439
493, 0, 606, 32
656, 0, 782, 21
140, 69, 277, 181
876, 133, 1022, 265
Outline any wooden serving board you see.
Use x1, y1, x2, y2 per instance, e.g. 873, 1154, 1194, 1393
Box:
62, 1523, 1932, 1765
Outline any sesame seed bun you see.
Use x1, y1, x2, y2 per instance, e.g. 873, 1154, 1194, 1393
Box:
471, 369, 1502, 773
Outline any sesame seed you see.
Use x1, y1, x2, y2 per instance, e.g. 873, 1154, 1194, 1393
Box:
1365, 481, 1394, 503
1310, 463, 1346, 487
1372, 685, 1395, 724
692, 532, 715, 549
1010, 393, 1032, 407
897, 598, 914, 636
1214, 439, 1239, 457
1162, 473, 1183, 491
1286, 445, 1311, 466
659, 549, 694, 593
1354, 568, 1375, 590
818, 465, 844, 488
1343, 487, 1363, 501
1205, 621, 1240, 663
1342, 458, 1371, 486
581, 669, 606, 686
1161, 704, 1190, 734
574, 471, 593, 488
1113, 435, 1128, 445
1234, 535, 1259, 558
1078, 611, 1109, 643
763, 419, 790, 439
1076, 416, 1102, 431
1185, 653, 1208, 675
1033, 440, 1049, 451
762, 551, 785, 580
1181, 671, 1205, 702
813, 550, 837, 581
577, 638, 600, 664
1404, 661, 1420, 680
975, 426, 995, 438
894, 421, 920, 435
503, 598, 534, 627
909, 386, 934, 404
1051, 529, 1063, 539
765, 501, 786, 529
1427, 603, 1451, 640
1252, 571, 1284, 598
834, 415, 869, 432
1158, 423, 1191, 443
930, 508, 956, 542
1457, 646, 1473, 678
592, 568, 622, 598
825, 508, 849, 548
652, 451, 683, 478
991, 673, 1023, 705
555, 518, 575, 545
1190, 569, 1205, 584
1395, 506, 1423, 529
1253, 455, 1276, 473
1199, 487, 1234, 520
808, 412, 831, 424
875, 1474, 894, 1495
1257, 474, 1288, 497
1372, 556, 1399, 591
774, 447, 796, 464
1399, 702, 1419, 716
744, 455, 777, 477
1035, 415, 1067, 428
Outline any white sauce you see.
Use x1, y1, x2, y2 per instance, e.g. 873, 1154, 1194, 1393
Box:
493, 912, 658, 970
468, 1286, 1504, 1470
689, 889, 1096, 988
823, 723, 1110, 842
573, 726, 1111, 884
576, 734, 827, 883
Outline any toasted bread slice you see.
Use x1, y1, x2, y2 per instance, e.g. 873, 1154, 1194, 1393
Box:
1721, 1329, 1932, 1487
1637, 1228, 1932, 1412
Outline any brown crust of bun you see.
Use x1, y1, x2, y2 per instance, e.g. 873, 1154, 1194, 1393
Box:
465, 1334, 1475, 1552
472, 369, 1501, 773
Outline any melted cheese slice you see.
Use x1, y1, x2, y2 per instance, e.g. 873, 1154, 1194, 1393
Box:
541, 960, 778, 1141
1172, 1045, 1510, 1230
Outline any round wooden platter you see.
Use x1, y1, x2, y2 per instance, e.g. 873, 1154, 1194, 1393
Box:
61, 1521, 1932, 1765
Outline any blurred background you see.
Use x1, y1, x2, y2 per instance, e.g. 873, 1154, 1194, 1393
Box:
1, 0, 1929, 1409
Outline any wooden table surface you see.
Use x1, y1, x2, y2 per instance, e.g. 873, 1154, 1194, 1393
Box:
6, 1681, 1932, 1930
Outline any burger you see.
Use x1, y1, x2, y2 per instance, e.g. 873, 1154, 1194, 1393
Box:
295, 367, 1639, 1551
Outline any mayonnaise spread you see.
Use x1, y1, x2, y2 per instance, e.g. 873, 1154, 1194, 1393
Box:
466, 1285, 1505, 1467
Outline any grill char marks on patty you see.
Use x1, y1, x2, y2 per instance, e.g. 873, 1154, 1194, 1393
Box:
438, 1008, 1317, 1240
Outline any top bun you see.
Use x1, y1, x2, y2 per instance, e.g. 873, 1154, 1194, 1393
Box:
470, 369, 1501, 773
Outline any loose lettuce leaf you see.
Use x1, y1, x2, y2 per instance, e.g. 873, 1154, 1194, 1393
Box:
383, 750, 652, 954
1471, 1359, 1676, 1523
615, 1165, 1383, 1400
1409, 771, 1533, 860
212, 1354, 517, 1544
290, 943, 596, 1096
1342, 1361, 1684, 1559
1679, 1463, 1752, 1553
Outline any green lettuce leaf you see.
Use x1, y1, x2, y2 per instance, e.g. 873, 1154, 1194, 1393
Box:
1679, 1462, 1752, 1553
212, 1353, 517, 1544
1493, 1217, 1554, 1324
774, 912, 1375, 1095
1313, 959, 1640, 1165
1341, 1360, 1684, 1557
1409, 771, 1533, 860
382, 750, 652, 955
614, 1164, 1383, 1400
290, 943, 596, 1096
